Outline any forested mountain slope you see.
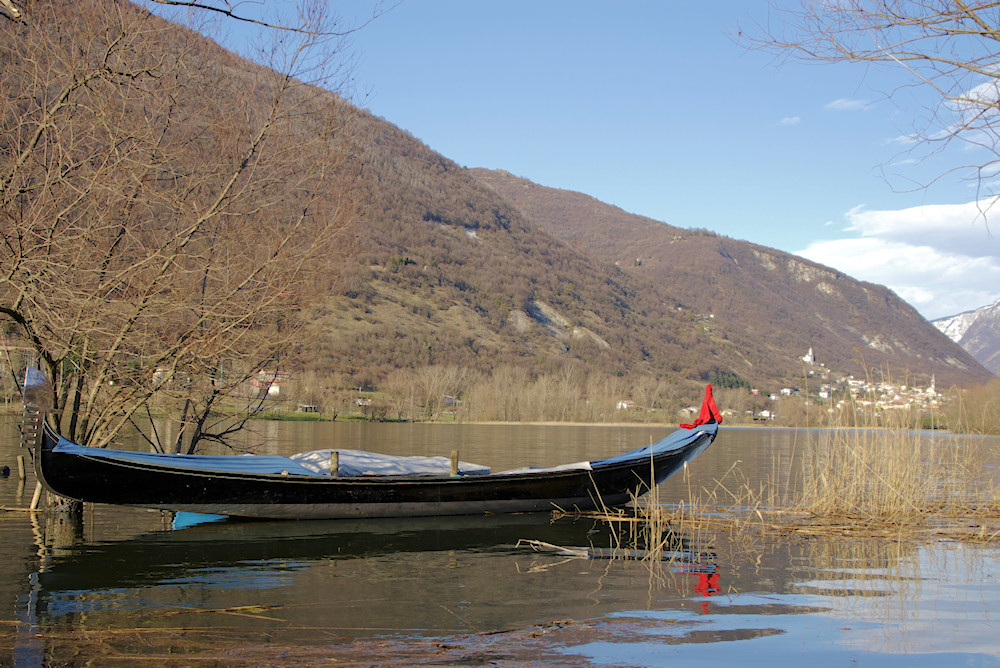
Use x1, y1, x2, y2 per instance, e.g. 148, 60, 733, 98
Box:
470, 169, 993, 387
312, 115, 729, 385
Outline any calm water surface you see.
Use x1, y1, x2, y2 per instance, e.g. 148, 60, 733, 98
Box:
1, 418, 999, 666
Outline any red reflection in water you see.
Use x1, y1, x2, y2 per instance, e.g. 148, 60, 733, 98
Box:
692, 571, 719, 614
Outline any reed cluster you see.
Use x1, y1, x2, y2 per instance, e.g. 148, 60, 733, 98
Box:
624, 411, 998, 547
796, 425, 993, 523
947, 378, 1000, 435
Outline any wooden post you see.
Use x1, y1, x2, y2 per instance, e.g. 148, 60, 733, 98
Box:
450, 449, 459, 476
29, 481, 42, 511
330, 451, 339, 477
16, 455, 26, 481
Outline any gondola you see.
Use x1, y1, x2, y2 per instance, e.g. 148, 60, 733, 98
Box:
32, 386, 721, 520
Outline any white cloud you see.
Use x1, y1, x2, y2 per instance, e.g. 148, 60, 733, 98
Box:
778, 116, 801, 126
953, 79, 1000, 121
826, 98, 869, 111
885, 133, 920, 146
843, 201, 995, 256
796, 201, 1000, 319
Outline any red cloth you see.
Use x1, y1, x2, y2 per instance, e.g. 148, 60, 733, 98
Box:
680, 384, 723, 429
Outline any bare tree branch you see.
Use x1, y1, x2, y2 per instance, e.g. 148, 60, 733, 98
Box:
145, 0, 398, 37
1, 0, 364, 451
743, 1, 1000, 225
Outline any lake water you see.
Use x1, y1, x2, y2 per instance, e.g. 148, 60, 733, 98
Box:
2, 418, 1000, 666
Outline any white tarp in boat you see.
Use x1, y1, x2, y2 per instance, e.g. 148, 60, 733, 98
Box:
290, 449, 492, 477
497, 461, 592, 475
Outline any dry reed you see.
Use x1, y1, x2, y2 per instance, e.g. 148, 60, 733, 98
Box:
574, 408, 1000, 551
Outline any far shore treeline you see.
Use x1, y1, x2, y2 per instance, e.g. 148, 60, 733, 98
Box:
3, 361, 995, 434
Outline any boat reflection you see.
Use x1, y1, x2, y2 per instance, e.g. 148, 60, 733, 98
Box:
30, 512, 719, 632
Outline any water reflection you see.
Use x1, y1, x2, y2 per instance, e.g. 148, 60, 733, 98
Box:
32, 514, 715, 605
20, 506, 1000, 665
3, 420, 1000, 665
790, 537, 1000, 659
17, 511, 723, 662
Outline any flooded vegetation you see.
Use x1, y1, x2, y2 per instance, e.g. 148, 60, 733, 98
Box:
2, 419, 1000, 665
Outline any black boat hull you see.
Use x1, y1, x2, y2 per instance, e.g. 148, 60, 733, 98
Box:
35, 422, 717, 519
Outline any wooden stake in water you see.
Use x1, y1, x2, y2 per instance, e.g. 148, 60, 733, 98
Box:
16, 455, 25, 481
450, 449, 459, 476
330, 451, 339, 477
29, 482, 42, 511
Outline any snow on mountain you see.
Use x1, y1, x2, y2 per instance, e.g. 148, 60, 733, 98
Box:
933, 298, 1000, 375
933, 309, 983, 342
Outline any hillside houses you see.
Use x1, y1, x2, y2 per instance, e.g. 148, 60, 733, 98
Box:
742, 376, 943, 423
754, 342, 945, 423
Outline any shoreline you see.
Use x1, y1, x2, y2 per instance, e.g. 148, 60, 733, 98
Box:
0, 409, 960, 432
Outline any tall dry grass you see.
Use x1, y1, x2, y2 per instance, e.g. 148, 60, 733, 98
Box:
561, 390, 1000, 581
636, 406, 999, 541
946, 378, 1000, 435
795, 402, 997, 525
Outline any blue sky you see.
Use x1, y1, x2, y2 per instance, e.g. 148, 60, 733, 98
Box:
203, 1, 1000, 320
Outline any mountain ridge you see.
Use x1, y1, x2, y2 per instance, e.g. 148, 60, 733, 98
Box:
933, 299, 1000, 375
469, 168, 994, 388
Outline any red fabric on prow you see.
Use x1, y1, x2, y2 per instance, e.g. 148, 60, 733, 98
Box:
680, 384, 723, 429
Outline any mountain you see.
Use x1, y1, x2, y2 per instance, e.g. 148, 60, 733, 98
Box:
4, 0, 992, 406
932, 299, 1000, 375
313, 113, 742, 386
468, 169, 994, 388
325, 124, 992, 390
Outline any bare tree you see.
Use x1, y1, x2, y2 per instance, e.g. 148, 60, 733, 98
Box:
410, 365, 479, 420
464, 365, 530, 422
550, 364, 585, 422
747, 1, 1000, 217
1, 1, 361, 451
631, 374, 674, 423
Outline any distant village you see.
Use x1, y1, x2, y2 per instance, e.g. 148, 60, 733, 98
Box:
727, 347, 944, 423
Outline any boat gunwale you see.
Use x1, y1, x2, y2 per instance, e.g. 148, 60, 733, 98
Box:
41, 421, 716, 486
